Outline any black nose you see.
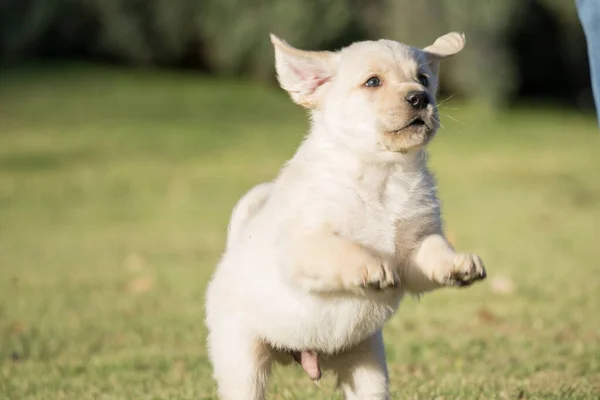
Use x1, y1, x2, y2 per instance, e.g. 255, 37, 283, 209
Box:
405, 91, 429, 110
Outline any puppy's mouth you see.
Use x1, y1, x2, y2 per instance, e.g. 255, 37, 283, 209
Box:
381, 114, 438, 152
388, 117, 433, 135
407, 117, 426, 128
398, 117, 431, 131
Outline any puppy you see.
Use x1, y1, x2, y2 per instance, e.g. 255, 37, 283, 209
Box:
205, 32, 486, 400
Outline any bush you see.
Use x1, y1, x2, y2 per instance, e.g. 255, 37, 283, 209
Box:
0, 0, 590, 107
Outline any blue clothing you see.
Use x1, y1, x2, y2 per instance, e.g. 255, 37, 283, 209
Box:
577, 0, 600, 125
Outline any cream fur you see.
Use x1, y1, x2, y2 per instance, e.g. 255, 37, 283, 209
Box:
205, 32, 486, 400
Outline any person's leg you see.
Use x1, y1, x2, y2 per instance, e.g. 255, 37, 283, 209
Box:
577, 0, 600, 125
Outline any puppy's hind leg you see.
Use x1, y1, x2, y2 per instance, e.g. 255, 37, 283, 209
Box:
207, 323, 271, 400
326, 331, 389, 400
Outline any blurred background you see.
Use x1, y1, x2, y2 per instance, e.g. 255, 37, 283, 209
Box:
0, 0, 595, 107
1, 1, 599, 399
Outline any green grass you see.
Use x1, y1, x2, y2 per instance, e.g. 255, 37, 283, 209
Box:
0, 66, 599, 399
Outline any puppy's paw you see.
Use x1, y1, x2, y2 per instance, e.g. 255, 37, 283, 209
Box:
355, 257, 400, 291
444, 253, 486, 287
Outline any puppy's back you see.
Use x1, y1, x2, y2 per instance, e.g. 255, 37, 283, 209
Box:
226, 182, 274, 252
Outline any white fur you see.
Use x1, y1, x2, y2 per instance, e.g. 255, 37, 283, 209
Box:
205, 32, 485, 400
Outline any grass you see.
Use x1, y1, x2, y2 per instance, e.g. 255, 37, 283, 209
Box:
0, 65, 599, 399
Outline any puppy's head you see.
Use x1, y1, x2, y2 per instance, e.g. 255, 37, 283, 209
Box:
271, 33, 465, 153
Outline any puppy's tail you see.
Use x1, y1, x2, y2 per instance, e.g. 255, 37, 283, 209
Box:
226, 182, 274, 251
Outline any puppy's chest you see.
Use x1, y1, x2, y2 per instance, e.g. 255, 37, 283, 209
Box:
349, 170, 424, 254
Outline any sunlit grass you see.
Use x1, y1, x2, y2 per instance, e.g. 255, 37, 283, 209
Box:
0, 66, 599, 399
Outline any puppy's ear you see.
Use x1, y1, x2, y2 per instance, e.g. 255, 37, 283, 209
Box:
270, 34, 337, 108
423, 32, 465, 60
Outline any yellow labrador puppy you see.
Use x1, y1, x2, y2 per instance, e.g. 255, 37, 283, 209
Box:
205, 32, 486, 400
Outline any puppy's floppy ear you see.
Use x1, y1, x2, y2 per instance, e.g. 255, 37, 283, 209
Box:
423, 32, 465, 60
270, 34, 337, 108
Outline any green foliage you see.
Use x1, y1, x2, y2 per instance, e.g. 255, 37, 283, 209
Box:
0, 0, 58, 60
90, 0, 199, 64
0, 0, 200, 64
0, 1, 592, 109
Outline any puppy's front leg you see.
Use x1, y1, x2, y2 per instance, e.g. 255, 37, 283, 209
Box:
285, 230, 399, 294
404, 233, 486, 293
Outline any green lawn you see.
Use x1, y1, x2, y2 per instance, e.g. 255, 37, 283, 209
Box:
0, 66, 599, 399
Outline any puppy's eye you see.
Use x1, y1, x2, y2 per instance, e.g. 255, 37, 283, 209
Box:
364, 76, 381, 88
418, 74, 429, 87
